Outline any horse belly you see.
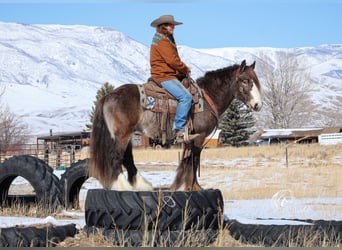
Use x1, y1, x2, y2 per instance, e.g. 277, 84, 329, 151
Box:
137, 110, 174, 141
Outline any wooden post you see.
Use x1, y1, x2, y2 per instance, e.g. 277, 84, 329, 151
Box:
286, 146, 289, 168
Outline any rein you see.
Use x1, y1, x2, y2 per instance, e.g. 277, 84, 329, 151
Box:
201, 89, 219, 125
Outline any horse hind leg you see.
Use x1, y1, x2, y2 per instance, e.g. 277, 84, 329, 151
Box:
109, 173, 132, 190
107, 140, 134, 191
123, 142, 153, 191
104, 110, 151, 191
102, 109, 135, 191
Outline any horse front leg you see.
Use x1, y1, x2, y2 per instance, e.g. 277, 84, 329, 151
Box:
170, 143, 203, 191
123, 141, 153, 191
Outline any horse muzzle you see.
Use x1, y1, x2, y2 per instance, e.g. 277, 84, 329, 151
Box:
250, 100, 263, 112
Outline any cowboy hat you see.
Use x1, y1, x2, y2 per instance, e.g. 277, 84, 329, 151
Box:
150, 15, 183, 28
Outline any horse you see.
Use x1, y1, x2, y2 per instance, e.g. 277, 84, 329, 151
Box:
89, 60, 262, 191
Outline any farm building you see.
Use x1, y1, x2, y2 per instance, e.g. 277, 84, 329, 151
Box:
252, 127, 342, 145
36, 130, 91, 168
36, 130, 91, 149
203, 129, 222, 148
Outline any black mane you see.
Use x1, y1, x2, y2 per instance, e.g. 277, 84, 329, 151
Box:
196, 64, 240, 88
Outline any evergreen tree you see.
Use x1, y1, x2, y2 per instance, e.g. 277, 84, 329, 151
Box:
218, 99, 255, 147
85, 82, 114, 130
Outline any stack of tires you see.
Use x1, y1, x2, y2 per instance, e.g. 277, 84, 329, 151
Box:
0, 155, 78, 247
0, 156, 224, 247
83, 188, 224, 247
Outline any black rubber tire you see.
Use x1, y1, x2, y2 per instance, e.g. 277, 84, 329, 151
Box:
0, 223, 78, 247
85, 225, 219, 247
85, 189, 224, 231
59, 159, 89, 209
0, 155, 63, 211
226, 219, 342, 247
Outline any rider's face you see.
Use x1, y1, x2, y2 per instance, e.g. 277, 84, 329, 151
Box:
163, 23, 175, 34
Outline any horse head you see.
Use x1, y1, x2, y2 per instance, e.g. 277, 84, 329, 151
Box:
235, 60, 262, 111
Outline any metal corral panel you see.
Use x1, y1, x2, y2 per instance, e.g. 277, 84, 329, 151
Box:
318, 133, 342, 145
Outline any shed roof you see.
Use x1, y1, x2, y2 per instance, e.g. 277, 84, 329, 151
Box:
36, 131, 90, 141
260, 127, 341, 139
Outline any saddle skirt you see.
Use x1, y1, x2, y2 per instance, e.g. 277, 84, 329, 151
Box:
137, 78, 204, 145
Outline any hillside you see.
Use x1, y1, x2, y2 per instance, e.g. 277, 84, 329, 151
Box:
0, 22, 341, 137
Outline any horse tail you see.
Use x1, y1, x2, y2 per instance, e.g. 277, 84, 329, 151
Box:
89, 96, 115, 189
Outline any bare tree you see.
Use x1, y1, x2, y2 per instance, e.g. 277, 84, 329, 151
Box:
257, 52, 315, 128
0, 88, 30, 153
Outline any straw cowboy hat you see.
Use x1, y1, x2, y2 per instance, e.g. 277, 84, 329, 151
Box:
150, 15, 183, 27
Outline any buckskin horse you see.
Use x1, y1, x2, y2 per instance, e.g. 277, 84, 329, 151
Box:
89, 60, 262, 191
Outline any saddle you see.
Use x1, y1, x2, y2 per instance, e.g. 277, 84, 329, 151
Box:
137, 78, 204, 145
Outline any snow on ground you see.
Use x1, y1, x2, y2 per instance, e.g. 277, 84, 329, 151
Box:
1, 165, 341, 229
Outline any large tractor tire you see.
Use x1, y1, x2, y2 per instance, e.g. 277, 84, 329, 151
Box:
0, 224, 78, 247
226, 219, 342, 247
85, 188, 224, 232
59, 159, 89, 209
0, 155, 63, 211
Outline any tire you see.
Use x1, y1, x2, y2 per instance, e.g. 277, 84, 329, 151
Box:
0, 224, 78, 247
0, 155, 63, 211
60, 159, 89, 209
6, 194, 37, 207
85, 226, 219, 247
226, 219, 342, 247
85, 189, 224, 231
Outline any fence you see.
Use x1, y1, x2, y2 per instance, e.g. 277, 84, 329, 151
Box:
318, 133, 342, 145
0, 143, 89, 169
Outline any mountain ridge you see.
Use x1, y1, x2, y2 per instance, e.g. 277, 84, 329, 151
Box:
0, 22, 341, 137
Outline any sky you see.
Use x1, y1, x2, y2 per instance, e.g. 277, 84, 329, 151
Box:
0, 0, 341, 49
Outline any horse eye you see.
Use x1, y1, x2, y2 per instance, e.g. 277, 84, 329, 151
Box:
243, 79, 250, 84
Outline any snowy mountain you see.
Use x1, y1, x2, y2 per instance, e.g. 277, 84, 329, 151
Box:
0, 22, 341, 137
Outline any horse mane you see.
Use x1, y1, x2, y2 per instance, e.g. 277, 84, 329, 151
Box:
196, 63, 240, 88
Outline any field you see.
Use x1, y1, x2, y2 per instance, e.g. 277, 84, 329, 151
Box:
1, 143, 342, 247
134, 143, 342, 200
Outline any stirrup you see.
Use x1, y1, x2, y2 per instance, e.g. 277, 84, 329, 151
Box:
174, 133, 200, 144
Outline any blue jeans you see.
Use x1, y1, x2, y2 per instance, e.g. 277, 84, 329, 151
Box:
161, 79, 192, 132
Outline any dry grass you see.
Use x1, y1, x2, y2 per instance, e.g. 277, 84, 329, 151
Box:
1, 143, 341, 247
134, 144, 342, 200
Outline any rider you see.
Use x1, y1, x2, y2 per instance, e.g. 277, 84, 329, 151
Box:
149, 14, 199, 143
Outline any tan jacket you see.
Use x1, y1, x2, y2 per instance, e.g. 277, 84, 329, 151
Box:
150, 33, 190, 83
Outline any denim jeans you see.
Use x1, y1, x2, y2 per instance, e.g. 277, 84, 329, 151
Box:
161, 79, 192, 132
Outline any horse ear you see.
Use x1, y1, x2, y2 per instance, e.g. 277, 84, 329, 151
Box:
240, 60, 246, 72
250, 61, 256, 69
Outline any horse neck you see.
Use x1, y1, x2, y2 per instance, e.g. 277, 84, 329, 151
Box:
200, 75, 236, 116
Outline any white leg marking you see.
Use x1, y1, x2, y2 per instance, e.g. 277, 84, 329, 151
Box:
110, 173, 133, 191
134, 172, 153, 191
176, 184, 185, 191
